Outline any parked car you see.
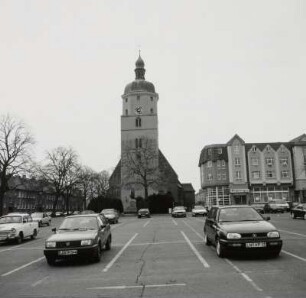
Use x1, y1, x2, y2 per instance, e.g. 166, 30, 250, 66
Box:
251, 204, 265, 214
0, 213, 39, 244
44, 213, 111, 265
138, 208, 151, 218
101, 209, 119, 224
79, 210, 95, 215
264, 201, 286, 213
31, 212, 51, 227
191, 205, 208, 217
204, 205, 282, 258
171, 206, 187, 218
290, 204, 306, 219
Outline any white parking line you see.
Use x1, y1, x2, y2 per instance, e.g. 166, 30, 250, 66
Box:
225, 259, 263, 292
1, 257, 45, 277
172, 219, 178, 226
181, 231, 210, 268
143, 220, 151, 228
31, 276, 49, 287
282, 250, 306, 262
279, 230, 306, 238
0, 244, 24, 253
102, 233, 138, 272
183, 221, 204, 241
87, 283, 186, 290
130, 240, 185, 246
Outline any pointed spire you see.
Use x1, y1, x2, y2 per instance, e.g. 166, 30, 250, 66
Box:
135, 53, 145, 80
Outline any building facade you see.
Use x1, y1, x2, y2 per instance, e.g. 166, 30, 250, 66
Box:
198, 134, 306, 207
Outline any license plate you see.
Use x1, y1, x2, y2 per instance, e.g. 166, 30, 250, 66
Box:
58, 250, 77, 256
246, 242, 266, 248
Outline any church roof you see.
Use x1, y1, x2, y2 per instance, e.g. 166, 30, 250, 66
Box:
123, 55, 156, 95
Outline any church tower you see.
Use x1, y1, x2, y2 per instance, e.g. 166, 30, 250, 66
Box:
120, 55, 159, 211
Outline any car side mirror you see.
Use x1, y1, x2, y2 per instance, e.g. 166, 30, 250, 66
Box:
52, 227, 56, 233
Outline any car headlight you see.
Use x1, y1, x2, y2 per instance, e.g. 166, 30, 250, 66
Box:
81, 239, 93, 246
45, 241, 56, 248
227, 233, 241, 239
267, 231, 280, 238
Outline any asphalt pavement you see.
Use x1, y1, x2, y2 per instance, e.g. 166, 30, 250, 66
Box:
0, 213, 305, 298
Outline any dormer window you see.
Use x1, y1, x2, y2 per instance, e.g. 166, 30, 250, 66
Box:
266, 145, 271, 152
251, 146, 257, 153
234, 145, 240, 154
218, 148, 222, 154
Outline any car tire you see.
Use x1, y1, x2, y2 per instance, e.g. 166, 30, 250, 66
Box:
216, 239, 226, 258
93, 243, 102, 262
31, 229, 38, 240
204, 232, 211, 246
16, 233, 23, 244
105, 236, 112, 251
46, 256, 56, 266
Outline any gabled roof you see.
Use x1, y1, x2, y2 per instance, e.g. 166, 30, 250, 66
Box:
245, 142, 291, 152
290, 134, 306, 144
227, 134, 245, 145
159, 150, 180, 182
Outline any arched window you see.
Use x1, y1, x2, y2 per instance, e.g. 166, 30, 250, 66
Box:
135, 138, 142, 148
136, 117, 141, 127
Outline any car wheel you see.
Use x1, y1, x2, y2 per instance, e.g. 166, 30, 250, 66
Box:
105, 235, 112, 251
93, 243, 102, 262
31, 229, 38, 240
204, 232, 211, 246
16, 233, 23, 244
216, 239, 226, 258
46, 256, 56, 266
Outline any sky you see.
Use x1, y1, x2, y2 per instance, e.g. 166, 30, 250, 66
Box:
0, 0, 305, 192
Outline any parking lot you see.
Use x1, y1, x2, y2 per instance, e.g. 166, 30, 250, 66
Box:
0, 213, 306, 298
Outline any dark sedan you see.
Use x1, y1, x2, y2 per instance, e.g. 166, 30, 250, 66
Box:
204, 205, 282, 258
291, 204, 306, 219
138, 208, 151, 218
44, 214, 111, 265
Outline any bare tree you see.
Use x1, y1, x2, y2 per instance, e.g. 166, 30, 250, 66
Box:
0, 115, 34, 216
121, 137, 159, 201
95, 170, 110, 197
37, 147, 79, 215
77, 166, 96, 210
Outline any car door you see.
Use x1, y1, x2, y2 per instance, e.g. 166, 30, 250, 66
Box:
205, 207, 217, 242
98, 215, 109, 246
23, 216, 31, 237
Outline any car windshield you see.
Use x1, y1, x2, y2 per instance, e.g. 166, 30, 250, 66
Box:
194, 206, 205, 210
219, 207, 263, 222
102, 210, 115, 214
0, 216, 22, 224
139, 209, 149, 212
174, 207, 185, 210
31, 213, 43, 218
59, 216, 98, 231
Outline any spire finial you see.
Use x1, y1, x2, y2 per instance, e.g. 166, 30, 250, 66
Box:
135, 51, 145, 80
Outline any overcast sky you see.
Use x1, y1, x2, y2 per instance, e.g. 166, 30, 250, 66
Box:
0, 0, 305, 192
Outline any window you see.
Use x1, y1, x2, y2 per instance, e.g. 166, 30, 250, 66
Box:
281, 171, 289, 178
125, 98, 128, 103
234, 145, 240, 154
217, 173, 221, 180
207, 161, 212, 168
266, 145, 271, 152
252, 171, 260, 179
251, 146, 257, 152
218, 148, 222, 154
135, 138, 142, 148
208, 149, 212, 155
266, 171, 274, 179
280, 145, 286, 153
221, 160, 226, 168
251, 158, 259, 166
266, 158, 274, 166
222, 173, 227, 180
150, 108, 154, 114
125, 109, 128, 115
235, 157, 241, 166
135, 117, 142, 127
217, 160, 221, 168
150, 96, 153, 101
235, 171, 242, 180
207, 173, 213, 181
280, 158, 288, 167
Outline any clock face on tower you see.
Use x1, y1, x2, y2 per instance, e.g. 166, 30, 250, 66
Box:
135, 106, 143, 115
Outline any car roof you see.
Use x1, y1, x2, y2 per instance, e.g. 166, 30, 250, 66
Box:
65, 214, 100, 219
212, 205, 255, 209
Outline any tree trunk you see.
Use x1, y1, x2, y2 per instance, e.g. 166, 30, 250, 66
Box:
52, 194, 60, 215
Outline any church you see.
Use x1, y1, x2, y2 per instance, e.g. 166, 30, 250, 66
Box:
109, 55, 194, 212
